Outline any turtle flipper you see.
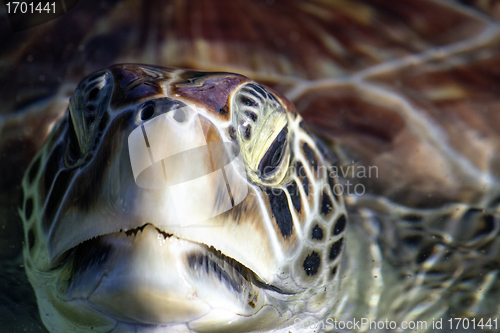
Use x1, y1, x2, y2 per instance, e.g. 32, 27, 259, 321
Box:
348, 195, 500, 329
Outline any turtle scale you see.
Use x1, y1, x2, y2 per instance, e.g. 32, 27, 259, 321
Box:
1, 0, 500, 332
299, 41, 500, 208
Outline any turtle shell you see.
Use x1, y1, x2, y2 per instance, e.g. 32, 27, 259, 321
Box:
1, 0, 500, 331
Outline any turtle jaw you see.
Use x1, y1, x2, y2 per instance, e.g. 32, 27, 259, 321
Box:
63, 224, 272, 327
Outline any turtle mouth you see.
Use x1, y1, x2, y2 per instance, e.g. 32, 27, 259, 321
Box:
60, 223, 287, 324
184, 241, 286, 295
68, 223, 284, 295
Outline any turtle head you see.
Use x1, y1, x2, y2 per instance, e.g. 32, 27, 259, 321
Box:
21, 64, 347, 332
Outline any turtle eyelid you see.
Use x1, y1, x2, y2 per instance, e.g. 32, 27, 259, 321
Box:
258, 127, 288, 177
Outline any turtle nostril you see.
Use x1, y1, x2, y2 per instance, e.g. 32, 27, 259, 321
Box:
173, 108, 186, 122
140, 103, 155, 121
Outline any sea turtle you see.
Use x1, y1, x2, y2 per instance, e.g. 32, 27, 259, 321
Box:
2, 0, 500, 332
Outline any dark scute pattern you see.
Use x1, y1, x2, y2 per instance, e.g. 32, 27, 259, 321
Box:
28, 229, 35, 251
266, 188, 293, 238
303, 251, 321, 276
295, 160, 310, 196
416, 245, 435, 264
245, 110, 258, 122
462, 208, 483, 223
295, 161, 307, 178
268, 91, 278, 103
245, 89, 264, 103
404, 235, 423, 247
246, 83, 267, 99
331, 265, 338, 277
329, 238, 344, 261
402, 214, 423, 223
25, 197, 33, 221
311, 224, 324, 241
321, 191, 333, 216
240, 96, 258, 107
43, 170, 72, 232
228, 126, 236, 140
299, 121, 309, 132
302, 176, 310, 197
286, 180, 302, 213
328, 167, 341, 203
302, 142, 318, 171
242, 125, 252, 140
474, 214, 496, 238
28, 156, 41, 184
333, 215, 346, 235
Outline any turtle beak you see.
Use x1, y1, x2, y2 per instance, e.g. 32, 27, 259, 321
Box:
47, 99, 281, 284
47, 106, 248, 264
53, 108, 266, 324
72, 224, 213, 325
65, 223, 271, 326
127, 106, 247, 225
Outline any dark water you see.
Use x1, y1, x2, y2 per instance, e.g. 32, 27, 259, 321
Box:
1, 0, 500, 332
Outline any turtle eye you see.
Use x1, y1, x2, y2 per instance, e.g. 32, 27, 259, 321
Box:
258, 127, 288, 177
140, 102, 155, 121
